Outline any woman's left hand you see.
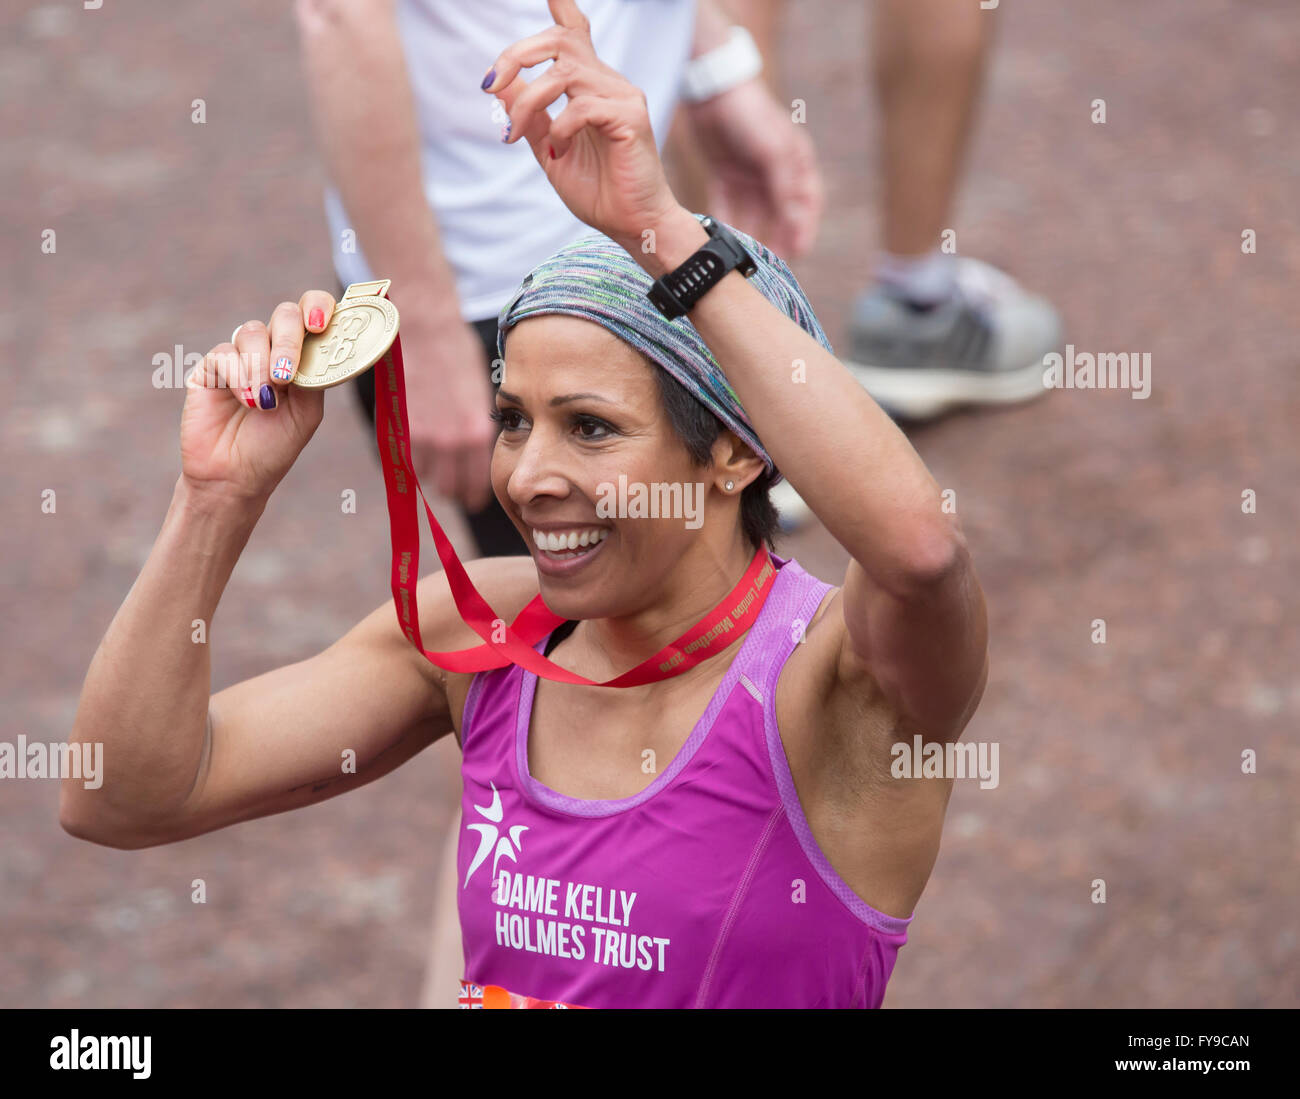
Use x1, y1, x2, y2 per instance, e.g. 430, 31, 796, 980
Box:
484, 0, 683, 253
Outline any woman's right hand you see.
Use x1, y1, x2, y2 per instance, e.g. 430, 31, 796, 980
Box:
181, 291, 336, 507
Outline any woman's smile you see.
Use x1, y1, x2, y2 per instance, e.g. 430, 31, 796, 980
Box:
529, 523, 611, 575
524, 514, 615, 577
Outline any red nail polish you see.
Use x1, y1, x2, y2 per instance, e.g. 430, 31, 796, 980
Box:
241, 387, 257, 408
309, 307, 324, 329
549, 146, 556, 160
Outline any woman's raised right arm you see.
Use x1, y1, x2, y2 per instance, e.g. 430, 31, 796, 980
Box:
63, 286, 541, 849
61, 287, 469, 849
60, 473, 460, 850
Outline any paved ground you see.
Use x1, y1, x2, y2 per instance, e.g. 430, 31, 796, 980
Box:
3, 0, 1296, 1008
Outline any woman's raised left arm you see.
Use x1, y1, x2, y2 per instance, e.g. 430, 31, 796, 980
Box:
487, 0, 987, 737
629, 211, 989, 738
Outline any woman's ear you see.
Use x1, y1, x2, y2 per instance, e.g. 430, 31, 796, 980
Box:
710, 430, 766, 494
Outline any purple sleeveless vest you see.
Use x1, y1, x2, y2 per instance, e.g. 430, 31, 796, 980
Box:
456, 554, 913, 1008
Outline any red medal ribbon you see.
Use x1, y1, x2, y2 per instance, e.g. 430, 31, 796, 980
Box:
374, 290, 778, 686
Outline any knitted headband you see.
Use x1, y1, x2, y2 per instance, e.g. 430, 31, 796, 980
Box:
496, 214, 833, 482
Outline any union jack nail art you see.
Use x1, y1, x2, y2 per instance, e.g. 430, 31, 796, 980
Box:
272, 356, 293, 381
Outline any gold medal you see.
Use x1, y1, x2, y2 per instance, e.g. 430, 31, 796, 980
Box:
293, 279, 400, 389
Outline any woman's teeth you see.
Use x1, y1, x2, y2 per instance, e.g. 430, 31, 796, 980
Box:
531, 527, 610, 555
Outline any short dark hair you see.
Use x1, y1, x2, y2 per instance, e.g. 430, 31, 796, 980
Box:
651, 363, 779, 551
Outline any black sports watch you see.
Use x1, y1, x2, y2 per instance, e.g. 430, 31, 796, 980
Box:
646, 215, 757, 320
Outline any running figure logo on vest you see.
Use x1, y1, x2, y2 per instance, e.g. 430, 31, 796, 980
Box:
463, 780, 672, 976
463, 781, 528, 887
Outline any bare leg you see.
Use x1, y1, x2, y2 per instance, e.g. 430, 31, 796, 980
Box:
417, 737, 464, 1009
695, 0, 991, 260
873, 0, 994, 257
849, 0, 1058, 419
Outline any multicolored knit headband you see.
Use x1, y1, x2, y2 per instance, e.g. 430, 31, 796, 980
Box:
497, 213, 833, 481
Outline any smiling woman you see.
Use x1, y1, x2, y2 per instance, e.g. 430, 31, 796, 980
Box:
441, 215, 941, 1008
62, 0, 987, 1011
497, 251, 788, 554
487, 298, 782, 604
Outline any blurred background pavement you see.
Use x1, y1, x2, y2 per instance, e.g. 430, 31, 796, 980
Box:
2, 0, 1296, 1006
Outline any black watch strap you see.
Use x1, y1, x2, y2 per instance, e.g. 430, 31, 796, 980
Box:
646, 216, 758, 320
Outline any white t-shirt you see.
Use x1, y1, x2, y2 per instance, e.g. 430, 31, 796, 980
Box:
323, 0, 697, 321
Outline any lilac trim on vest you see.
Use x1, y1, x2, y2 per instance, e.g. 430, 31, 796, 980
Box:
754, 564, 916, 937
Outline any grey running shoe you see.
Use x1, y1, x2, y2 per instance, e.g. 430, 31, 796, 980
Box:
845, 257, 1062, 420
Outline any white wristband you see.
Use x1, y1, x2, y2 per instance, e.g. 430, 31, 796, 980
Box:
679, 25, 763, 105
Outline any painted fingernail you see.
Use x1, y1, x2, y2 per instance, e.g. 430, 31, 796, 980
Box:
308, 307, 325, 329
258, 384, 277, 410
480, 67, 496, 91
241, 387, 258, 408
549, 145, 556, 160
500, 118, 512, 143
272, 356, 294, 381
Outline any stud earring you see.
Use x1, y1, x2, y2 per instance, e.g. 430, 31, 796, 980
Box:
725, 480, 735, 491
